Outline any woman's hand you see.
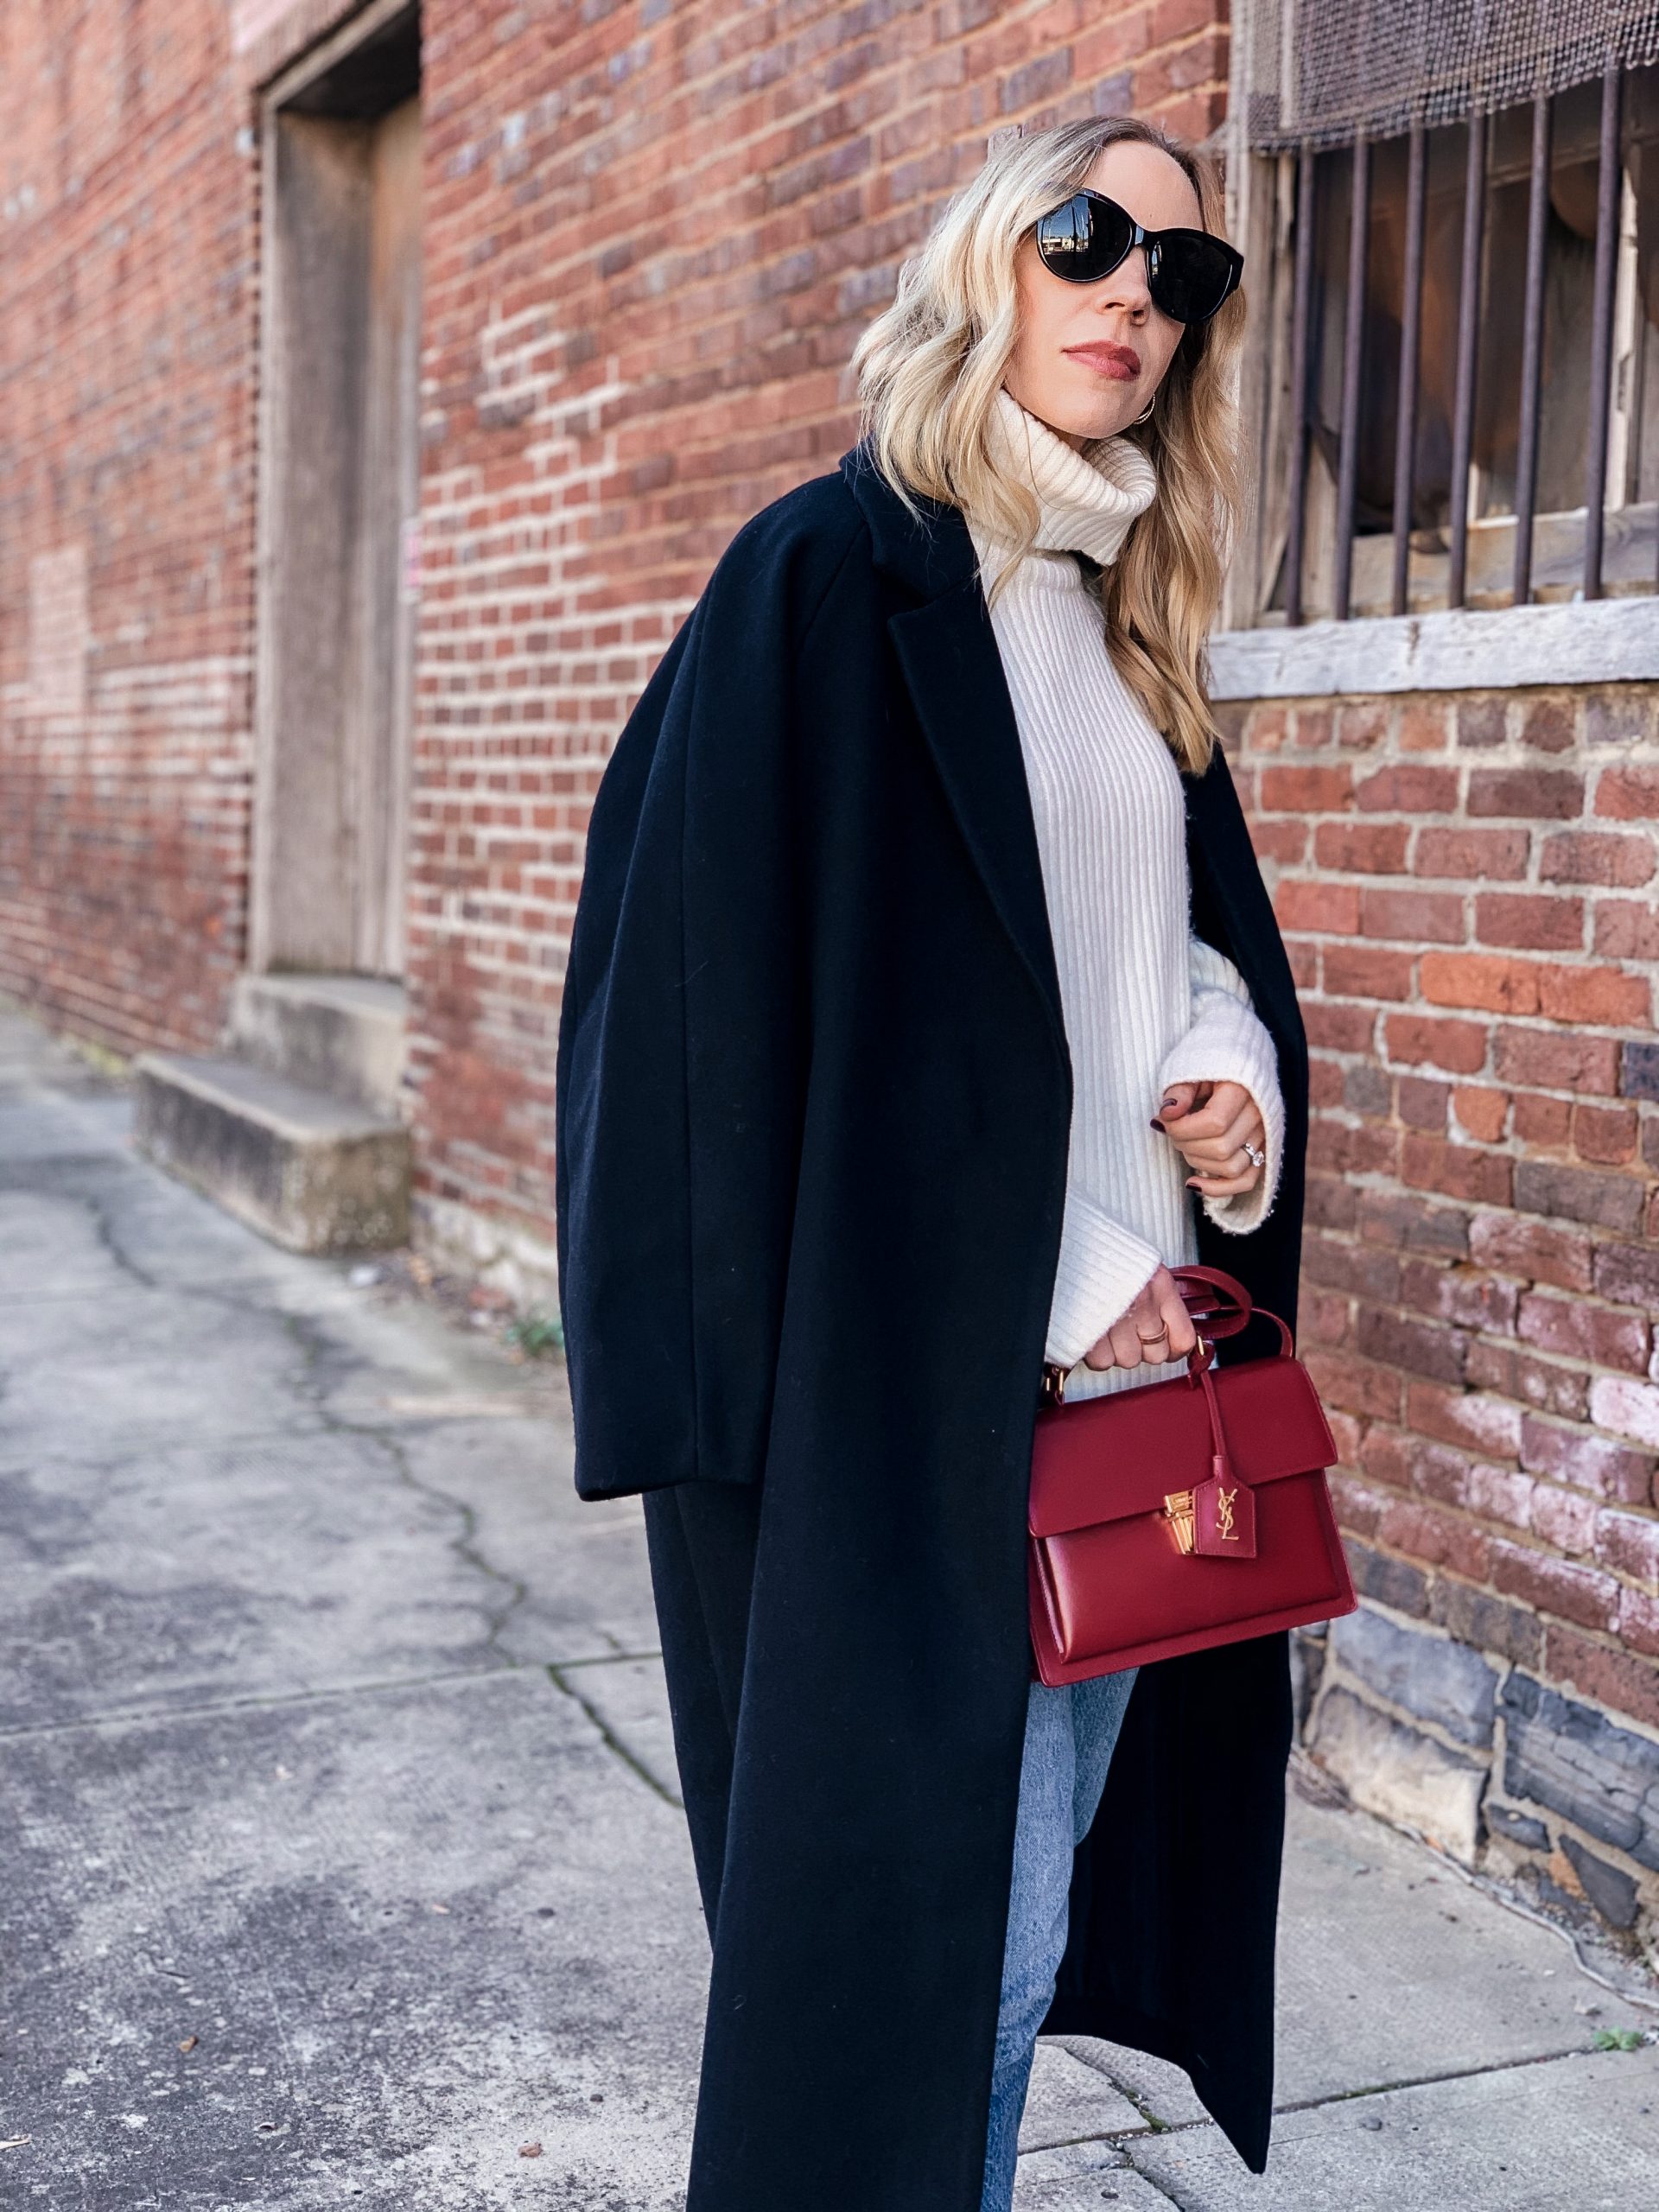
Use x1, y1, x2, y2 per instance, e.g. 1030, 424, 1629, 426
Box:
1080, 1264, 1198, 1372
1154, 1080, 1266, 1199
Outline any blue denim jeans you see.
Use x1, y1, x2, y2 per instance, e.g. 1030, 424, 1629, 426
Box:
980, 1667, 1139, 2212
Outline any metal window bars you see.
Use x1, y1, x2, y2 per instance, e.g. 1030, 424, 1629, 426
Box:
1275, 62, 1643, 626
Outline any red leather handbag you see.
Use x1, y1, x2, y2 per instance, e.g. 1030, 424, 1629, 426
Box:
1028, 1265, 1357, 1685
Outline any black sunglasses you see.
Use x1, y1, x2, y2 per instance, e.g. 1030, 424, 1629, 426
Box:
1034, 190, 1243, 325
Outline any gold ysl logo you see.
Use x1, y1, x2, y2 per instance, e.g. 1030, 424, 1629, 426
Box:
1216, 1485, 1238, 1542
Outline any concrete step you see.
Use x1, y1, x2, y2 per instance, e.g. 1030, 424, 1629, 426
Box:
132, 1052, 410, 1254
231, 971, 406, 1117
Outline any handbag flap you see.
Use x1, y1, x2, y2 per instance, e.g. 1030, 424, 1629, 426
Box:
1028, 1352, 1338, 1540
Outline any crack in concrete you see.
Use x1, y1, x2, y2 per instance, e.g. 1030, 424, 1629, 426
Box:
0, 1659, 533, 1743
7, 1166, 537, 1665
277, 1306, 532, 1665
547, 1662, 683, 1811
0, 1645, 664, 1747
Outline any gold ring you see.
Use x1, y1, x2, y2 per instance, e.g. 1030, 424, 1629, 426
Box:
1137, 1325, 1170, 1345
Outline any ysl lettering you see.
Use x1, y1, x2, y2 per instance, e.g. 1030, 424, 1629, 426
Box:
1216, 1485, 1237, 1542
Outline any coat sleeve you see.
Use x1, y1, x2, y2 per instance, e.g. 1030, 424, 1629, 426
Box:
555, 506, 859, 1501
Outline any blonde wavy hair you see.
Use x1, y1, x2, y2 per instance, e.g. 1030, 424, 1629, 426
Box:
849, 118, 1244, 775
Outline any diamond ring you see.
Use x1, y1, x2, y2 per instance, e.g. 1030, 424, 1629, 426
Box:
1243, 1141, 1265, 1171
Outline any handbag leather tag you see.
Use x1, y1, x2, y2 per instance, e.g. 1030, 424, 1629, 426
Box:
1192, 1460, 1255, 1558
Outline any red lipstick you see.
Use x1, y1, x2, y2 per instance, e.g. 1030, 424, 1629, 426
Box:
1065, 341, 1141, 380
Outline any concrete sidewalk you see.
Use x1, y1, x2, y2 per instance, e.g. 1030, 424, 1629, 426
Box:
2, 1001, 1655, 2210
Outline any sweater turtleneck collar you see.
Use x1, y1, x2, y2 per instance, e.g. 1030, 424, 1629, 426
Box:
976, 385, 1158, 569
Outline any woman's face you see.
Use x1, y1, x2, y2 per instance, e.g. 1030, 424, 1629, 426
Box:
1004, 139, 1204, 450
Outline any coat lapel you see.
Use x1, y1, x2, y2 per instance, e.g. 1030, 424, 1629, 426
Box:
839, 445, 1069, 1061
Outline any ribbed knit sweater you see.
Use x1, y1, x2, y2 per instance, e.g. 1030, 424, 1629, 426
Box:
967, 389, 1285, 1402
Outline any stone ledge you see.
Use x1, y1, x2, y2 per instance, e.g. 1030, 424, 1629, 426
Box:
133, 1052, 410, 1255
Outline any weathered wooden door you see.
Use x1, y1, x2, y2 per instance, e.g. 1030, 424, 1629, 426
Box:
253, 72, 422, 980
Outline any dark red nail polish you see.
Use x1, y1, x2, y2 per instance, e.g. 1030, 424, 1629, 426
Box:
1150, 1117, 1165, 1132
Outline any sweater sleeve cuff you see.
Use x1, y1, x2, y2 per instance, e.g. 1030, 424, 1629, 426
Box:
1159, 988, 1287, 1238
1046, 1187, 1164, 1370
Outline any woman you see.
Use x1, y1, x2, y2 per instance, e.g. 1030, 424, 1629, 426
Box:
556, 116, 1307, 2212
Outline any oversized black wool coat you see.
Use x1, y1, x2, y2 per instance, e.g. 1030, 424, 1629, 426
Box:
555, 439, 1309, 2210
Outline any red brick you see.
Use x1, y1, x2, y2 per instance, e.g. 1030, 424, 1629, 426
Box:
1354, 1203, 1470, 1270
1376, 1496, 1491, 1580
1329, 1471, 1389, 1537
1540, 830, 1656, 887
1463, 1460, 1535, 1530
1544, 1622, 1659, 1730
1398, 700, 1450, 752
1511, 1157, 1647, 1233
1308, 1055, 1346, 1108
1511, 1090, 1573, 1146
1250, 817, 1311, 865
1490, 1541, 1618, 1630
1397, 1075, 1450, 1130
1535, 963, 1651, 1027
1315, 821, 1411, 873
1305, 1347, 1403, 1421
1355, 765, 1459, 813
1466, 769, 1585, 820
1383, 1014, 1490, 1074
1406, 1379, 1522, 1459
1357, 1426, 1416, 1491
1596, 1508, 1659, 1584
1356, 1305, 1467, 1382
1401, 1134, 1512, 1205
1307, 1001, 1380, 1052
1336, 701, 1389, 750
1326, 1408, 1364, 1466
1421, 952, 1541, 1015
1592, 1240, 1659, 1309
1259, 764, 1354, 812
1310, 1119, 1401, 1177
1360, 887, 1465, 943
1240, 703, 1288, 751
1275, 880, 1361, 933
1519, 697, 1575, 753
1618, 1587, 1659, 1657
1594, 765, 1659, 820
1305, 1231, 1402, 1300
1324, 945, 1416, 1000
1472, 892, 1585, 952
1455, 697, 1508, 750
1516, 1294, 1650, 1375
1520, 1414, 1656, 1504
1494, 1027, 1622, 1095
1529, 1484, 1599, 1554
1414, 826, 1531, 880
1399, 1256, 1518, 1332
1451, 1085, 1509, 1142
1289, 704, 1333, 749
1593, 899, 1659, 961
1465, 1339, 1592, 1421
1573, 1101, 1639, 1165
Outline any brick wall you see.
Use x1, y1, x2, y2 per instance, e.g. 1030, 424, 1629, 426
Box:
409, 0, 1227, 1268
1228, 686, 1659, 1946
0, 1, 257, 1054
7, 0, 1656, 1952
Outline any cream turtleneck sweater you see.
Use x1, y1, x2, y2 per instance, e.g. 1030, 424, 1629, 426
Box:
968, 389, 1285, 1402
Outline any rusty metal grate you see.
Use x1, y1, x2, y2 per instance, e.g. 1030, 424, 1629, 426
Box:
1264, 56, 1659, 628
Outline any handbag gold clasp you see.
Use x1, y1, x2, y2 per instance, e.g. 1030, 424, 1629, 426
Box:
1163, 1489, 1197, 1555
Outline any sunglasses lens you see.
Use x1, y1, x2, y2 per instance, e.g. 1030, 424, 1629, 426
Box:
1035, 193, 1134, 283
1147, 233, 1240, 323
